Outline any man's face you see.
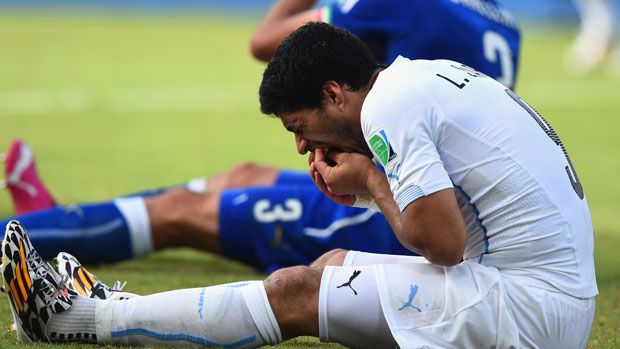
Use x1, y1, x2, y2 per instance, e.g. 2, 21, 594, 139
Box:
279, 106, 371, 158
278, 81, 375, 158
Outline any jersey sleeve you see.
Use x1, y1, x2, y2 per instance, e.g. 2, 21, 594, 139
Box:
362, 86, 453, 212
319, 0, 402, 41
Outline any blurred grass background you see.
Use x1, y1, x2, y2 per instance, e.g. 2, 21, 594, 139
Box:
0, 11, 618, 348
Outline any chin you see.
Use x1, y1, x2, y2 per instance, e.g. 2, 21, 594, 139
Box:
327, 146, 372, 158
352, 146, 374, 158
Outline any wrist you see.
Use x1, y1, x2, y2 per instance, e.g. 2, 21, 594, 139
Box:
365, 166, 386, 196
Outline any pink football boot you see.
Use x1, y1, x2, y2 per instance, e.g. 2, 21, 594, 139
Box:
2, 139, 56, 214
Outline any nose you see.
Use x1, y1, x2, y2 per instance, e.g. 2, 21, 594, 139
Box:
295, 135, 309, 155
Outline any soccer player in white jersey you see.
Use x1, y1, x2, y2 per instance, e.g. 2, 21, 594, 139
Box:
2, 23, 596, 348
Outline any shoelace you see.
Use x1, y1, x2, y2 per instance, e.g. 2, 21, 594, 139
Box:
110, 280, 127, 292
38, 262, 70, 304
89, 279, 127, 300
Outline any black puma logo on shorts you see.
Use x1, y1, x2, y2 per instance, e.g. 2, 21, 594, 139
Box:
337, 270, 361, 295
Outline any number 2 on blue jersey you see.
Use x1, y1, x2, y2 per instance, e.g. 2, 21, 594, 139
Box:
483, 30, 514, 89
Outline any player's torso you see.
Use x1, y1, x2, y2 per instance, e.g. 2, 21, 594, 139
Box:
372, 59, 596, 297
328, 0, 520, 89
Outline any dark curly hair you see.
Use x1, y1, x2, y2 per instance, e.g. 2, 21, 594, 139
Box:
259, 22, 384, 117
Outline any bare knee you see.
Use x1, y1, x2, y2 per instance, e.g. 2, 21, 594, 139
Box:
264, 265, 323, 339
222, 162, 279, 188
310, 249, 348, 267
146, 190, 220, 252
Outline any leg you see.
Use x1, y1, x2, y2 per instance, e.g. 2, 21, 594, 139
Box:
2, 139, 286, 216
108, 161, 286, 199
205, 162, 281, 191
0, 197, 151, 263
1, 138, 314, 216
2, 222, 368, 347
0, 161, 287, 262
4, 220, 595, 348
2, 139, 56, 214
2, 178, 411, 268
127, 163, 313, 198
65, 250, 393, 347
145, 189, 221, 253
90, 250, 349, 345
3, 154, 411, 270
267, 249, 348, 338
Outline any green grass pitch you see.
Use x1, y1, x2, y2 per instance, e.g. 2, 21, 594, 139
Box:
0, 12, 618, 348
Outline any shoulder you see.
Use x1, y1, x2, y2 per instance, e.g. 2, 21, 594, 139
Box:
362, 58, 446, 120
361, 59, 450, 142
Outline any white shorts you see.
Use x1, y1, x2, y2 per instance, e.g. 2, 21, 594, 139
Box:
318, 251, 595, 349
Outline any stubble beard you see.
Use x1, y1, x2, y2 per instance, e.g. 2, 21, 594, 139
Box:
326, 114, 372, 158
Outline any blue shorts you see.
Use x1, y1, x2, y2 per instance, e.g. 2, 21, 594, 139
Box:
219, 170, 412, 273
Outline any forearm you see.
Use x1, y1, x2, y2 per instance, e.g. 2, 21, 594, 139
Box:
313, 150, 464, 265
366, 169, 423, 255
251, 0, 319, 61
261, 0, 318, 21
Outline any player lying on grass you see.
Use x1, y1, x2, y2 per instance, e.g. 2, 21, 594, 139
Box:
1, 139, 411, 271
1, 0, 521, 272
1, 23, 596, 348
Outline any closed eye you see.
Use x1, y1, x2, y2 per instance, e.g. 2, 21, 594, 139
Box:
286, 124, 303, 137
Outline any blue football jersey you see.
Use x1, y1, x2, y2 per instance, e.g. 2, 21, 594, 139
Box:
322, 0, 521, 89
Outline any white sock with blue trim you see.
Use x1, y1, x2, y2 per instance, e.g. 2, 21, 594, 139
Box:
95, 281, 281, 348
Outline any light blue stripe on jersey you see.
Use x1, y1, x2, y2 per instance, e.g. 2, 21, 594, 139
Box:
111, 328, 256, 348
395, 185, 424, 211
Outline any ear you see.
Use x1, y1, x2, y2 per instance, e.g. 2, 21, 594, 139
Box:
322, 81, 345, 110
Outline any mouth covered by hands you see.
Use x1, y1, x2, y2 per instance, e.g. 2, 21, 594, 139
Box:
309, 148, 377, 206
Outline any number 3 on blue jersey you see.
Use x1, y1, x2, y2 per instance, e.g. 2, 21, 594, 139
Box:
483, 30, 514, 89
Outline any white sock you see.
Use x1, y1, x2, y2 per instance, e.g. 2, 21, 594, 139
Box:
95, 281, 281, 348
46, 296, 98, 343
114, 197, 153, 258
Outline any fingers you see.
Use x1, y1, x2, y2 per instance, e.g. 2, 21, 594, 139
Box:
311, 152, 338, 196
308, 151, 316, 166
309, 151, 317, 185
314, 167, 330, 194
311, 148, 333, 182
313, 157, 332, 182
309, 158, 324, 184
314, 147, 326, 162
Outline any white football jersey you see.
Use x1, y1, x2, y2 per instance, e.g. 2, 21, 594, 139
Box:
362, 57, 597, 298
